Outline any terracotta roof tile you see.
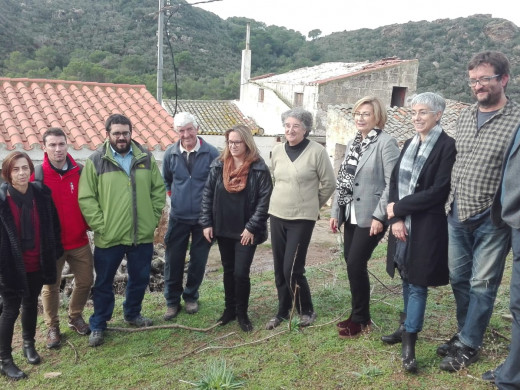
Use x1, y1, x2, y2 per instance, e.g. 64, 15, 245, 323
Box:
0, 78, 177, 152
163, 99, 261, 134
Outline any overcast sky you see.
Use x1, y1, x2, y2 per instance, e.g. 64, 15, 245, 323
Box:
193, 0, 519, 37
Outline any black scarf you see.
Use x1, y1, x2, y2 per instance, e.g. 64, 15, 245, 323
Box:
8, 184, 35, 251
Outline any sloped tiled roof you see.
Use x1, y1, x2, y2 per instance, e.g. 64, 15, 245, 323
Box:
163, 99, 261, 134
334, 99, 471, 146
0, 78, 177, 152
257, 57, 415, 86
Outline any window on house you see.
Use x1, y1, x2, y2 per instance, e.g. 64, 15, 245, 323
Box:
258, 88, 264, 102
294, 93, 303, 107
391, 87, 407, 107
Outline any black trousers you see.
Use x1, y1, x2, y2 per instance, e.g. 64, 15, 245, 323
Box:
343, 222, 386, 323
0, 271, 43, 360
217, 237, 257, 314
270, 216, 316, 318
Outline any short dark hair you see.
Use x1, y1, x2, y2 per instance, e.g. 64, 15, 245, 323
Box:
1, 151, 35, 184
468, 51, 510, 78
105, 114, 132, 133
43, 127, 67, 145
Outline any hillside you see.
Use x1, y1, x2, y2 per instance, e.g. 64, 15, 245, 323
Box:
1, 0, 519, 103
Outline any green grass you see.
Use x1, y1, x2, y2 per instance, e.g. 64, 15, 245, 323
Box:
4, 246, 514, 389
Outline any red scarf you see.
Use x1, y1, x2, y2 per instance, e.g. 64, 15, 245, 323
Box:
223, 158, 253, 193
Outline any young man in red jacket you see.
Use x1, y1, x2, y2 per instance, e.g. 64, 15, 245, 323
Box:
32, 128, 93, 349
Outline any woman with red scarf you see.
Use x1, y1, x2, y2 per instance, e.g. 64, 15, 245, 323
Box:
199, 125, 272, 332
0, 151, 62, 380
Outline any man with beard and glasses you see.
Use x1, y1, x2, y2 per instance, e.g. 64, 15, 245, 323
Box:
438, 51, 520, 372
78, 114, 165, 347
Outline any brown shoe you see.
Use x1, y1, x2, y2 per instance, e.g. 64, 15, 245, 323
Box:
338, 319, 372, 339
46, 326, 62, 349
68, 316, 90, 335
185, 301, 199, 314
164, 305, 181, 321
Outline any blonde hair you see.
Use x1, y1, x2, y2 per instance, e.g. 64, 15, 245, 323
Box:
353, 96, 387, 129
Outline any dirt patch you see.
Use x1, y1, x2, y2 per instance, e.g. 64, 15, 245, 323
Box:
204, 207, 341, 279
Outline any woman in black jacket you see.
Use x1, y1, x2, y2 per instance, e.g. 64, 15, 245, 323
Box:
200, 125, 272, 332
0, 151, 63, 380
384, 92, 456, 373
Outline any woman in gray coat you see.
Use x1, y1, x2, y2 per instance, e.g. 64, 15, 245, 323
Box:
330, 96, 399, 338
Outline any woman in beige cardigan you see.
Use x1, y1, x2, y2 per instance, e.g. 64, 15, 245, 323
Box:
266, 108, 335, 330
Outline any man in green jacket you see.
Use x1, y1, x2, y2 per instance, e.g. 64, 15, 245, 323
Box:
78, 114, 165, 347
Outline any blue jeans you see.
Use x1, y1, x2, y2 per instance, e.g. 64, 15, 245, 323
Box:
89, 243, 153, 331
448, 217, 511, 349
495, 228, 520, 389
163, 218, 211, 307
402, 281, 428, 333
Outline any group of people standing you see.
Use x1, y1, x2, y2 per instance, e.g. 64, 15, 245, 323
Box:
329, 50, 520, 389
0, 49, 519, 389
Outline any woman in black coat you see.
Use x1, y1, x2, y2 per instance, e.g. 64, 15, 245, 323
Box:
383, 93, 456, 373
200, 125, 272, 332
0, 151, 63, 380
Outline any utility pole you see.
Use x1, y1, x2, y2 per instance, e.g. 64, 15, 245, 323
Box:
156, 0, 164, 104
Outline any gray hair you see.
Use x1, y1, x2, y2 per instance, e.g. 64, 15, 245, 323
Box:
281, 108, 312, 137
411, 92, 446, 118
173, 112, 198, 130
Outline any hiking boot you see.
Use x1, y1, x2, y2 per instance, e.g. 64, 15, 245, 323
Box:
163, 305, 181, 321
436, 333, 459, 356
185, 301, 199, 314
88, 330, 104, 347
300, 312, 317, 327
381, 312, 406, 344
265, 316, 284, 330
68, 316, 90, 335
439, 342, 480, 372
125, 315, 153, 327
46, 326, 62, 349
482, 363, 501, 382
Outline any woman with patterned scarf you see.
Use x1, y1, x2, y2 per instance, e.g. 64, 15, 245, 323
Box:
200, 125, 272, 332
384, 92, 456, 373
330, 96, 400, 338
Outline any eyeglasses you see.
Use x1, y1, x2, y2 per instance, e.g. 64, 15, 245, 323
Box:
353, 112, 372, 119
227, 140, 243, 147
411, 110, 436, 118
467, 74, 500, 87
110, 131, 131, 138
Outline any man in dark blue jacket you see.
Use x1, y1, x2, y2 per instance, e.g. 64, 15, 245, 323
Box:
162, 112, 219, 319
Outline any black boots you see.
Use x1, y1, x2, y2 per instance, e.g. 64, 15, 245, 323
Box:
237, 313, 253, 332
217, 308, 236, 325
401, 331, 418, 373
381, 312, 406, 344
0, 358, 27, 380
23, 340, 41, 365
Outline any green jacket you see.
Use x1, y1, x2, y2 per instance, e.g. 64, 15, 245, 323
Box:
78, 140, 166, 248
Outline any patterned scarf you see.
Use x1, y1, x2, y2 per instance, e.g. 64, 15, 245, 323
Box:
223, 157, 253, 193
336, 129, 381, 206
397, 123, 443, 231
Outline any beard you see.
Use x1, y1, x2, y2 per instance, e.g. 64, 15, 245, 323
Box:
474, 86, 502, 108
111, 139, 131, 154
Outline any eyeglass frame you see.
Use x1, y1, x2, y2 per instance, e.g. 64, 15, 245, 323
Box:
227, 140, 244, 147
467, 74, 501, 87
110, 131, 132, 138
352, 112, 372, 119
411, 110, 437, 118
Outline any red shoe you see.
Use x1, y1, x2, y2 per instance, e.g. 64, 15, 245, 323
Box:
338, 319, 372, 339
337, 316, 353, 330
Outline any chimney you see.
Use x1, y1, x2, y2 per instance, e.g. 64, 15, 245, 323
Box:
240, 23, 251, 102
